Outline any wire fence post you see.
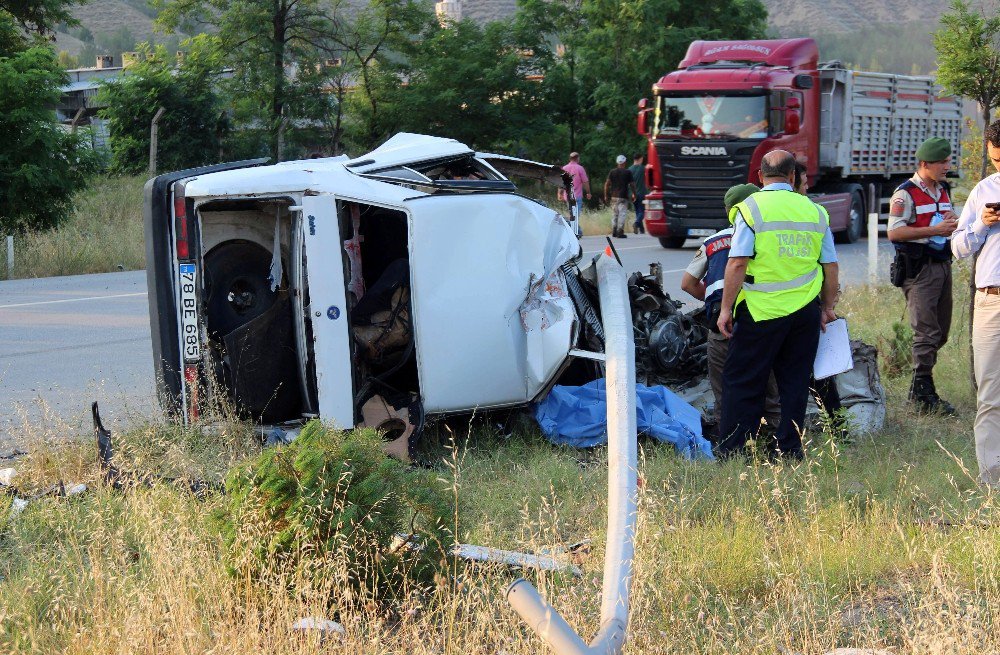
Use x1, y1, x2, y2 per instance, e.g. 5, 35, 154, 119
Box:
6, 235, 13, 279
149, 107, 166, 177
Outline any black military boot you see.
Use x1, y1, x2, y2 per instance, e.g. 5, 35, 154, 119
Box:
909, 374, 957, 416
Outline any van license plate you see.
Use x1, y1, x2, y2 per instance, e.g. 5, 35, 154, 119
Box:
688, 228, 714, 237
179, 263, 200, 362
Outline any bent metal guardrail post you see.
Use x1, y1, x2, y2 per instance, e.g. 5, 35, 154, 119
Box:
506, 251, 638, 655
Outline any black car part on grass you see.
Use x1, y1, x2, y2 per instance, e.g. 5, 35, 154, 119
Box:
93, 402, 221, 498
627, 271, 708, 386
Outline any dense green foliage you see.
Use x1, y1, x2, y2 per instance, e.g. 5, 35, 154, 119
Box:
98, 38, 227, 174
934, 0, 1000, 179
0, 0, 80, 34
220, 421, 449, 604
143, 0, 767, 166
0, 42, 95, 232
385, 17, 560, 158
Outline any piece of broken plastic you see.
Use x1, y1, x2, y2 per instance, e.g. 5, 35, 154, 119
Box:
535, 379, 714, 460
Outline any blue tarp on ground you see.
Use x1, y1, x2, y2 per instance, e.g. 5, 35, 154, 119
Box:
534, 379, 714, 460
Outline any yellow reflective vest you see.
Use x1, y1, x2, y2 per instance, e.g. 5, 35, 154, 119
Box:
733, 190, 828, 321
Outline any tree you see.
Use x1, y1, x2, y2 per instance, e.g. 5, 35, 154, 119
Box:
98, 38, 227, 174
388, 17, 559, 157
571, 0, 768, 172
0, 44, 95, 232
0, 0, 81, 35
156, 0, 351, 159
329, 0, 432, 152
515, 0, 587, 153
933, 0, 1000, 392
934, 0, 1000, 180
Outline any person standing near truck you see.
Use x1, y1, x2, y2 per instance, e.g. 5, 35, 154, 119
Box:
715, 150, 840, 460
887, 137, 958, 415
560, 152, 591, 237
605, 155, 636, 239
951, 120, 1000, 485
629, 153, 648, 234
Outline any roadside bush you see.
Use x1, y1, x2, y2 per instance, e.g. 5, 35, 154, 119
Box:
219, 421, 449, 606
99, 37, 227, 175
0, 45, 97, 233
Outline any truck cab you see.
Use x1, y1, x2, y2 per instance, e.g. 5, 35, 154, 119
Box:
638, 39, 820, 248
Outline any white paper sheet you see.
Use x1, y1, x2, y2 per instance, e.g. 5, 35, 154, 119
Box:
813, 318, 852, 380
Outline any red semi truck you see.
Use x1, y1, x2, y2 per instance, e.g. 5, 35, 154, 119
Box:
636, 38, 963, 248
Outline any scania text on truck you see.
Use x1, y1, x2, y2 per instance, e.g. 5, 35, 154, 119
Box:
636, 38, 962, 248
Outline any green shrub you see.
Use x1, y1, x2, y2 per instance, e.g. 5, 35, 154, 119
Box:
219, 421, 449, 605
880, 320, 913, 378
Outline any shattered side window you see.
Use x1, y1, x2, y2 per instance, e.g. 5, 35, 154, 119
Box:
365, 167, 432, 184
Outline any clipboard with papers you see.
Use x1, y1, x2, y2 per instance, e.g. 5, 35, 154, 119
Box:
813, 318, 853, 380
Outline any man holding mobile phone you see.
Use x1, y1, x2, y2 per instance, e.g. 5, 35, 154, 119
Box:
887, 137, 959, 415
952, 120, 1000, 486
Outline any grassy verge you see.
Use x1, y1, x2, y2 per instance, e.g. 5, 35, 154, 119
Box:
2, 278, 997, 654
1, 176, 145, 281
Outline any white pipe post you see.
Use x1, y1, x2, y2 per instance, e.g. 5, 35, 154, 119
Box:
506, 251, 638, 655
867, 182, 878, 285
6, 235, 12, 279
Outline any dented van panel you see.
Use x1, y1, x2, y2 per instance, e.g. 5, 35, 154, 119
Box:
407, 194, 578, 413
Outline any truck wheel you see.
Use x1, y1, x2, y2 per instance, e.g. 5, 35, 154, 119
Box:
834, 191, 864, 244
659, 236, 687, 249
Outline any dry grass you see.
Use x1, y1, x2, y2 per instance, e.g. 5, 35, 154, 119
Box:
2, 176, 145, 281
580, 206, 615, 236
2, 279, 998, 654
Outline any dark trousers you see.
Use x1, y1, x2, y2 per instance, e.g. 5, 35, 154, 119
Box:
718, 298, 821, 458
633, 193, 645, 228
902, 260, 952, 376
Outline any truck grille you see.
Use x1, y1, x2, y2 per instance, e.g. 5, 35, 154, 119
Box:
654, 141, 757, 229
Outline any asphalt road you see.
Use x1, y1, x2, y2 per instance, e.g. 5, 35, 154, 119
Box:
0, 234, 893, 448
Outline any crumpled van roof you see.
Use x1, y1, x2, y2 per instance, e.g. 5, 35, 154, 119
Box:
182, 133, 479, 202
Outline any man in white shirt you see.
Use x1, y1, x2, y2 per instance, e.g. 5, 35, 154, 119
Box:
951, 120, 1000, 485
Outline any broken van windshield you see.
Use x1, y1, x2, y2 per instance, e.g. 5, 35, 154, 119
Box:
654, 94, 767, 139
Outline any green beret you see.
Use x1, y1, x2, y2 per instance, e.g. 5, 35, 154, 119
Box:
724, 183, 760, 214
916, 137, 951, 162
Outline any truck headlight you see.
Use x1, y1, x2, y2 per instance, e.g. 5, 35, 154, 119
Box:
645, 199, 663, 211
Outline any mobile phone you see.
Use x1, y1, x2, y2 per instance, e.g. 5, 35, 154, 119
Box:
986, 202, 1000, 210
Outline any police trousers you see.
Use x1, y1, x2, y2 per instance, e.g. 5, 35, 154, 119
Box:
707, 330, 781, 430
718, 298, 821, 458
902, 260, 952, 376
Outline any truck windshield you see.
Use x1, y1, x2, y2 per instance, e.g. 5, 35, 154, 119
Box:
655, 94, 767, 139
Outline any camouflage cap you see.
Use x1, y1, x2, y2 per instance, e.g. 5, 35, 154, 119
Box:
916, 137, 951, 162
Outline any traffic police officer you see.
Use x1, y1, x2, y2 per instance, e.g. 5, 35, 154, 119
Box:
888, 136, 958, 415
716, 150, 840, 459
681, 183, 781, 433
